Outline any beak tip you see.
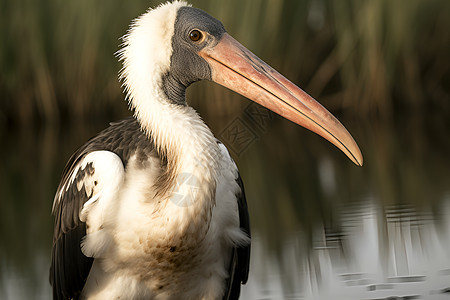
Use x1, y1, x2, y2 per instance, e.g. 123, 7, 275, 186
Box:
356, 159, 363, 167
352, 149, 364, 167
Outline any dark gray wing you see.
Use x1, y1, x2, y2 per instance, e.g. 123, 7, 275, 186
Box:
50, 157, 96, 300
223, 172, 251, 300
50, 117, 154, 299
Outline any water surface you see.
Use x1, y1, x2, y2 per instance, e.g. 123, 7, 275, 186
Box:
1, 113, 449, 299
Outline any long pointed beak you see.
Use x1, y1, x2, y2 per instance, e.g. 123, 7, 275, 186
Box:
199, 33, 363, 166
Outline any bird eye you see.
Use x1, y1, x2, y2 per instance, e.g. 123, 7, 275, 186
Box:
189, 30, 203, 42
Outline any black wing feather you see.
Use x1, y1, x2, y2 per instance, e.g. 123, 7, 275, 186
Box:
50, 158, 96, 300
223, 172, 251, 300
50, 118, 152, 299
235, 173, 251, 284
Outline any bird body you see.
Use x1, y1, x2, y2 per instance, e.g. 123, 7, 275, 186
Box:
50, 1, 361, 299
53, 117, 249, 299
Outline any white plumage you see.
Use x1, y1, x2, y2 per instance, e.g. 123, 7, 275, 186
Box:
73, 147, 247, 299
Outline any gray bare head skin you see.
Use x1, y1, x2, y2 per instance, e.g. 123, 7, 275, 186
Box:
162, 6, 226, 103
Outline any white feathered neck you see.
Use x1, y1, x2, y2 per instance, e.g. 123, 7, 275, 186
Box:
117, 1, 220, 206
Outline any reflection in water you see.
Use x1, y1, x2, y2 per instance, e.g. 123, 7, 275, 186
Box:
1, 117, 450, 299
243, 200, 450, 299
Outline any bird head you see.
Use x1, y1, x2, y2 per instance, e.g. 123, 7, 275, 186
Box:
119, 1, 363, 166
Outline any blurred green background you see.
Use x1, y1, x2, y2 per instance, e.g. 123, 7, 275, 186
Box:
1, 0, 449, 125
1, 0, 450, 299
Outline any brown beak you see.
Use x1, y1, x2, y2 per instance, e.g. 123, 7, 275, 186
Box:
199, 33, 363, 166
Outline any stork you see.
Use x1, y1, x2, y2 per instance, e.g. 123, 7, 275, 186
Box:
50, 1, 363, 299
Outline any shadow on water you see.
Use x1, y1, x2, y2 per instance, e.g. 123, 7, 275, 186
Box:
1, 112, 450, 299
